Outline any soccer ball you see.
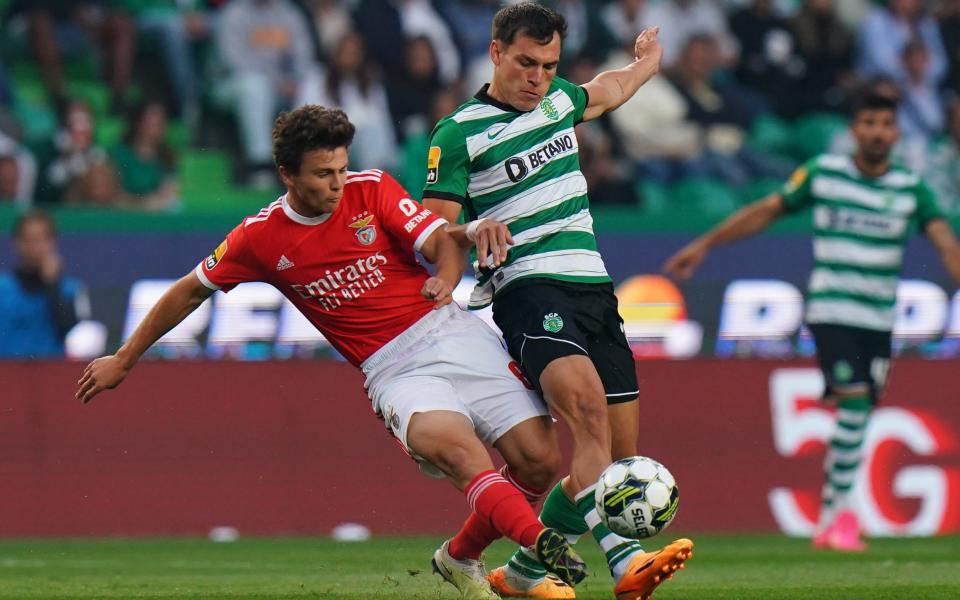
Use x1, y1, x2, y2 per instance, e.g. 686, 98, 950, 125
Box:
595, 456, 679, 539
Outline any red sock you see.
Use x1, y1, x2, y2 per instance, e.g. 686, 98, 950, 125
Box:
458, 470, 544, 555
449, 467, 547, 560
499, 465, 548, 505
448, 512, 500, 561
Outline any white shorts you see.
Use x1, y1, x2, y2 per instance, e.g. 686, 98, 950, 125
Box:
362, 303, 549, 477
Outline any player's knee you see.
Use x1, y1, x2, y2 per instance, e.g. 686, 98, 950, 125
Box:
511, 449, 561, 491
832, 385, 871, 409
422, 441, 486, 482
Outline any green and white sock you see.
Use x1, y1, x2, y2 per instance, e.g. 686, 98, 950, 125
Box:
503, 481, 588, 589
574, 484, 645, 582
503, 480, 645, 587
819, 395, 871, 529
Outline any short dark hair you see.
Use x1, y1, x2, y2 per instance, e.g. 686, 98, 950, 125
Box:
492, 2, 566, 46
272, 105, 356, 174
851, 91, 899, 118
13, 209, 56, 238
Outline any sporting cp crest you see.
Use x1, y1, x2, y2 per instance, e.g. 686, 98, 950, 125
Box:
543, 312, 564, 333
349, 214, 377, 245
540, 97, 559, 121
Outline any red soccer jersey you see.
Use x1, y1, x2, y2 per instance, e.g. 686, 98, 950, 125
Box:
195, 169, 446, 366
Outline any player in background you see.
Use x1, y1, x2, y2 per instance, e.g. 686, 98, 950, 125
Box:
423, 4, 692, 599
75, 105, 588, 598
664, 92, 960, 551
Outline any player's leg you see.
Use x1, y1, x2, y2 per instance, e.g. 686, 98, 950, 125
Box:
391, 315, 585, 589
485, 284, 622, 596
452, 310, 586, 583
587, 295, 693, 599
813, 385, 871, 552
484, 416, 579, 599
410, 411, 585, 588
809, 324, 887, 552
497, 285, 693, 599
447, 415, 559, 564
609, 400, 639, 461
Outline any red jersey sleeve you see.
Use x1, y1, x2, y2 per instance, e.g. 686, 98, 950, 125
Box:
195, 223, 264, 292
373, 172, 446, 252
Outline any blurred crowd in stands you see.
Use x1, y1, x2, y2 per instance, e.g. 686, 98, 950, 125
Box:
2, 0, 960, 216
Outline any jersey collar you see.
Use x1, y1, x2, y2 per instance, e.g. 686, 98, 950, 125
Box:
282, 194, 334, 225
475, 84, 524, 113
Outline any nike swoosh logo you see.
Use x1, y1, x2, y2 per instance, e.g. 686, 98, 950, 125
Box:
487, 125, 507, 140
630, 550, 663, 576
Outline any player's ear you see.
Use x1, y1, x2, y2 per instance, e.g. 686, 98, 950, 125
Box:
490, 40, 502, 66
277, 165, 295, 188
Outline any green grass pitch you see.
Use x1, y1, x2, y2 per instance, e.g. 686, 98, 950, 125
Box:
0, 534, 957, 599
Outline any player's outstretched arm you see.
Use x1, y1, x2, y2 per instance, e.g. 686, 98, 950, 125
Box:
581, 26, 662, 121
418, 227, 465, 309
925, 219, 960, 285
76, 272, 215, 404
663, 194, 786, 280
424, 197, 514, 268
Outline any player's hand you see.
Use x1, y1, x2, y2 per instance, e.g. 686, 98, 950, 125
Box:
76, 355, 130, 404
473, 219, 514, 269
663, 240, 708, 280
421, 276, 454, 309
634, 26, 663, 66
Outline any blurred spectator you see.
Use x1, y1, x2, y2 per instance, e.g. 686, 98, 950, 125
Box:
0, 126, 38, 208
39, 99, 111, 204
939, 0, 960, 94
647, 0, 739, 68
599, 41, 700, 170
858, 0, 947, 86
791, 0, 856, 113
399, 87, 461, 196
731, 0, 805, 116
440, 0, 500, 62
297, 31, 398, 171
577, 119, 638, 205
924, 100, 960, 215
597, 0, 654, 61
110, 100, 180, 211
126, 0, 215, 124
660, 34, 789, 186
353, 0, 460, 86
65, 161, 120, 206
0, 62, 13, 107
831, 0, 874, 30
0, 156, 20, 203
0, 210, 90, 359
213, 0, 317, 187
898, 40, 944, 146
302, 0, 353, 57
386, 35, 444, 141
10, 0, 136, 113
548, 0, 593, 58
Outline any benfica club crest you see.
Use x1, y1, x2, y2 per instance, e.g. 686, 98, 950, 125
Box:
349, 214, 377, 245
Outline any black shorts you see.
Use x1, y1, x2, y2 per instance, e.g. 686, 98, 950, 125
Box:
492, 279, 639, 404
808, 323, 892, 403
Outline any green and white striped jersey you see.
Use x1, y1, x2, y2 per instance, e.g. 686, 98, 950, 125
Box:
782, 154, 944, 332
423, 77, 610, 309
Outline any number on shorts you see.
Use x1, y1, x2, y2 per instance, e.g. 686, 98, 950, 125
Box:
508, 361, 535, 390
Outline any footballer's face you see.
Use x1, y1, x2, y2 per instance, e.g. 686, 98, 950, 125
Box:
280, 147, 349, 216
489, 32, 561, 112
852, 108, 899, 165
